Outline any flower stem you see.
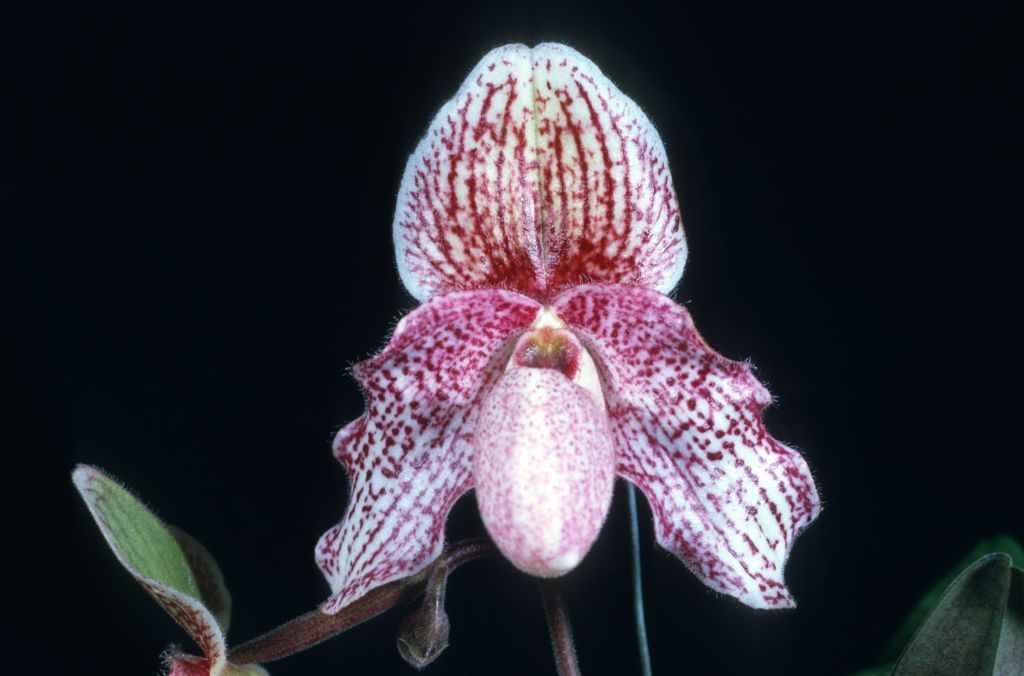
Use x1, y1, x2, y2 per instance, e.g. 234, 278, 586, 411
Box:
539, 580, 581, 676
627, 483, 654, 676
227, 538, 496, 665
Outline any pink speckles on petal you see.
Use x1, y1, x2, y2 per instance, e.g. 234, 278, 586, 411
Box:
473, 367, 616, 577
553, 283, 820, 609
393, 44, 686, 303
317, 290, 542, 613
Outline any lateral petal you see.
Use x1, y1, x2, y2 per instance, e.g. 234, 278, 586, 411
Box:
316, 290, 541, 613
553, 284, 820, 609
394, 44, 686, 302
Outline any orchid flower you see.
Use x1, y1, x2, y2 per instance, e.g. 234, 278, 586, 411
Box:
315, 42, 821, 616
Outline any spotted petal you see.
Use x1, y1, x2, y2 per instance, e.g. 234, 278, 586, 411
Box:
394, 43, 686, 303
316, 290, 541, 613
553, 283, 820, 609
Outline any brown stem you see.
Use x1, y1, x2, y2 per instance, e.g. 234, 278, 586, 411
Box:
540, 580, 581, 676
438, 537, 496, 572
228, 538, 496, 665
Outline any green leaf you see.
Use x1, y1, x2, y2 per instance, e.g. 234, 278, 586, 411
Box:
995, 566, 1024, 673
73, 465, 228, 669
880, 536, 1024, 662
893, 553, 1012, 675
73, 465, 201, 600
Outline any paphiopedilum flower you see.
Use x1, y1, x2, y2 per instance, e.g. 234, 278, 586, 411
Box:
316, 43, 820, 613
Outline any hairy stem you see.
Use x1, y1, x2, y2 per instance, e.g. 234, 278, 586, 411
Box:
540, 580, 581, 676
228, 538, 495, 664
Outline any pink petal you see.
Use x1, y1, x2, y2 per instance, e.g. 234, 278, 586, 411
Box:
166, 654, 212, 676
553, 284, 821, 609
317, 289, 541, 613
165, 652, 268, 676
394, 44, 686, 303
474, 367, 616, 577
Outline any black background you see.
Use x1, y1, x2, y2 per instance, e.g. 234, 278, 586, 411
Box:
9, 2, 1021, 675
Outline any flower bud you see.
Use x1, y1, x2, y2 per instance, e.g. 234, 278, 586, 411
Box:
396, 572, 450, 668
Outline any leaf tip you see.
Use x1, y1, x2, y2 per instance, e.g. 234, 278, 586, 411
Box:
71, 463, 99, 490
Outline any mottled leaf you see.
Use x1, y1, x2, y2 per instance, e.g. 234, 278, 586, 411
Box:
893, 553, 1012, 676
995, 566, 1024, 674
882, 536, 1024, 661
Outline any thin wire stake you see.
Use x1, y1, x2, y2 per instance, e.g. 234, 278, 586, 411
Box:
627, 483, 654, 676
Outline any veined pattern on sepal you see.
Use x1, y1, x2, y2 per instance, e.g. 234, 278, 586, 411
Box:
394, 43, 686, 302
